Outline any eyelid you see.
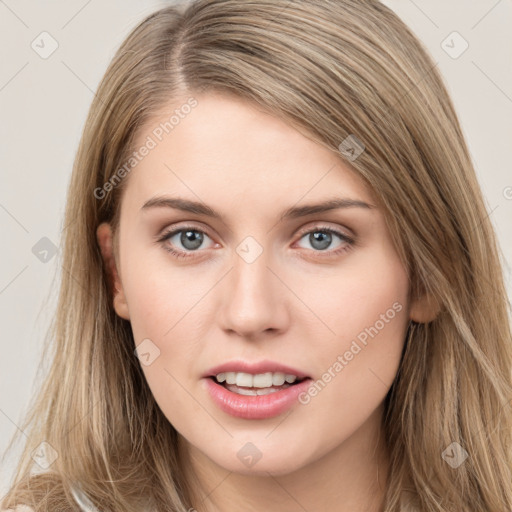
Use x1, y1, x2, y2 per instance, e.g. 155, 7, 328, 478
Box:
157, 221, 214, 240
295, 222, 354, 240
157, 221, 353, 243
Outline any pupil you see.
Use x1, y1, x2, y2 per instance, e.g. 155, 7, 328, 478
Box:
181, 230, 203, 250
310, 231, 331, 250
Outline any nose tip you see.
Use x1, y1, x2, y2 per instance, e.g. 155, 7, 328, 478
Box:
218, 253, 288, 339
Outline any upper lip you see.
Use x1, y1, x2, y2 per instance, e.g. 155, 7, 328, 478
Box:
204, 360, 311, 380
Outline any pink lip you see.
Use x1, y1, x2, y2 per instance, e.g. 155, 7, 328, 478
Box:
203, 377, 313, 419
204, 359, 310, 380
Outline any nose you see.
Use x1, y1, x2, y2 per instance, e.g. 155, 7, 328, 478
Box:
218, 249, 289, 340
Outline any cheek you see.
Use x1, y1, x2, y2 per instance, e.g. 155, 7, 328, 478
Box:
120, 238, 208, 342
295, 249, 410, 391
298, 251, 409, 340
119, 243, 214, 409
295, 253, 410, 417
120, 253, 208, 424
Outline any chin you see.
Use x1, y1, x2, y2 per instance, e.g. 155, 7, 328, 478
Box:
206, 441, 314, 477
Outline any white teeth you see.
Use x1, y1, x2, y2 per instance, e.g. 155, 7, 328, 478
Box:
229, 386, 259, 396
253, 372, 273, 387
235, 373, 253, 387
272, 372, 286, 386
215, 371, 299, 387
225, 384, 289, 396
225, 372, 237, 385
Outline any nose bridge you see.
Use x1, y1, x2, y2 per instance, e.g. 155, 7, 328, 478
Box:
219, 238, 286, 336
232, 242, 270, 295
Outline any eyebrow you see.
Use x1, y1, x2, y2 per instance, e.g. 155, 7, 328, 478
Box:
140, 195, 375, 221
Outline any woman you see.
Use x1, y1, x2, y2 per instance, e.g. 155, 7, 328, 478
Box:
2, 0, 511, 511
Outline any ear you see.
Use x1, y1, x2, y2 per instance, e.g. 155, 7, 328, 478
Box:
409, 291, 441, 324
96, 222, 130, 320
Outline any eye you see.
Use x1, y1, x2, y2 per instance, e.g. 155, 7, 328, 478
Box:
157, 226, 216, 259
295, 226, 355, 256
156, 224, 355, 260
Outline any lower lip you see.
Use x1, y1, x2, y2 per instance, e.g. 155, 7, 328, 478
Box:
203, 377, 313, 420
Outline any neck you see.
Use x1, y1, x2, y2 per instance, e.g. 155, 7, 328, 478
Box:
178, 404, 390, 512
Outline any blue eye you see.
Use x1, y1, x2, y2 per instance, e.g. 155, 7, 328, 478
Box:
157, 225, 355, 260
297, 228, 352, 252
157, 226, 215, 258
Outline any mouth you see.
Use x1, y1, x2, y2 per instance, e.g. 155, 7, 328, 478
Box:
204, 372, 314, 419
207, 372, 311, 396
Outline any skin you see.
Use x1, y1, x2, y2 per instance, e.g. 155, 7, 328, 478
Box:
97, 92, 437, 512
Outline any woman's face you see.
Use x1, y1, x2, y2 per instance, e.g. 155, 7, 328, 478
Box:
97, 92, 430, 476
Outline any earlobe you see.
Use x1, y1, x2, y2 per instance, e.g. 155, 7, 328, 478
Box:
409, 291, 441, 323
96, 222, 130, 320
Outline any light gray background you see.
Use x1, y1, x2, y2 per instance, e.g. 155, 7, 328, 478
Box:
1, 0, 511, 499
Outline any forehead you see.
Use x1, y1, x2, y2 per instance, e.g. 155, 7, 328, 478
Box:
122, 92, 375, 216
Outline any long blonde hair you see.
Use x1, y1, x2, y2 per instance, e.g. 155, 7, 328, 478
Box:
2, 1, 511, 510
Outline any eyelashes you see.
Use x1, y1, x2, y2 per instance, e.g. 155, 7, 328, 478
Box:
156, 224, 356, 261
